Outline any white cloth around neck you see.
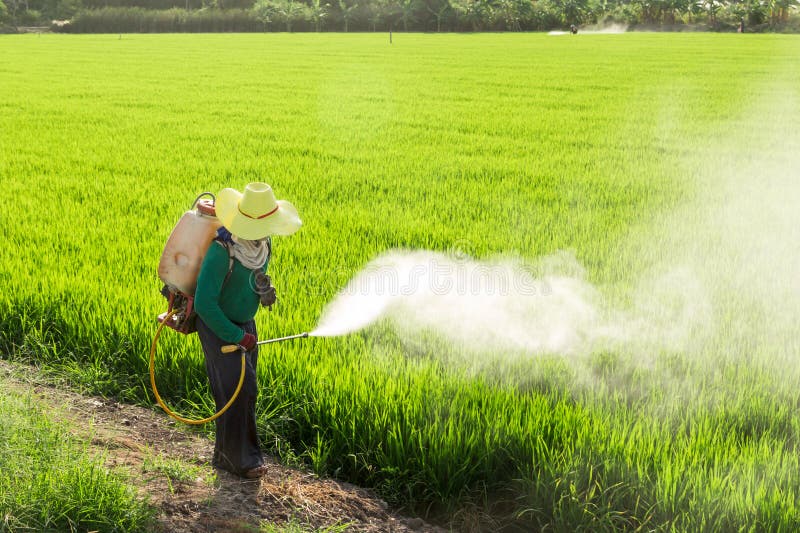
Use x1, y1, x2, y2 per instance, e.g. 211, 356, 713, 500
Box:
231, 236, 269, 270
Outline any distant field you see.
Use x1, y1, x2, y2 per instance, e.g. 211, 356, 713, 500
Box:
1, 33, 800, 529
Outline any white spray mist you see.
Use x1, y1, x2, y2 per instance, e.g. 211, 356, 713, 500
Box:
311, 249, 677, 358
312, 72, 800, 381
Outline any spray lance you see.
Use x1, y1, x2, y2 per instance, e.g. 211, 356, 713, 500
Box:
220, 332, 310, 353
150, 192, 311, 425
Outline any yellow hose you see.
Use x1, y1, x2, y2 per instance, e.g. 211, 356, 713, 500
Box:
149, 309, 246, 425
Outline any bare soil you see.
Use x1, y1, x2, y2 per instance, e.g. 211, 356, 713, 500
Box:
0, 361, 443, 533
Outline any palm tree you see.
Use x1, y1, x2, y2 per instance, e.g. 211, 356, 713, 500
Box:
270, 0, 307, 31
703, 0, 722, 26
338, 0, 359, 31
426, 0, 450, 31
739, 0, 768, 25
369, 0, 399, 30
309, 0, 329, 30
397, 0, 418, 29
368, 0, 384, 29
550, 0, 589, 24
686, 0, 705, 22
661, 0, 689, 23
450, 0, 490, 30
769, 0, 799, 24
253, 0, 273, 29
494, 0, 522, 30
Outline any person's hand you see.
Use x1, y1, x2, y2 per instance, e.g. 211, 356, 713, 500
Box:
240, 333, 257, 351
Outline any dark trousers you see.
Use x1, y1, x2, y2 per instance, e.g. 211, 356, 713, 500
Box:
196, 317, 263, 476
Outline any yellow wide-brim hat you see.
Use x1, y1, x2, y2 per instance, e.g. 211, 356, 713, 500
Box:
215, 182, 302, 240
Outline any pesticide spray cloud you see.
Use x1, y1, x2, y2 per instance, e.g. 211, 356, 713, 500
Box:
313, 68, 800, 381
548, 23, 628, 35
311, 249, 701, 360
312, 250, 610, 355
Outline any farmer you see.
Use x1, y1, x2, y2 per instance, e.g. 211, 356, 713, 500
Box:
194, 182, 301, 478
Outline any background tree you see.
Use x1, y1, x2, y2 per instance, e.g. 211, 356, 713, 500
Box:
451, 0, 490, 29
308, 0, 328, 29
660, 0, 689, 23
494, 0, 528, 29
549, 0, 589, 23
704, 0, 722, 25
3, 0, 21, 20
397, 0, 418, 28
367, 0, 382, 28
734, 0, 768, 24
769, 0, 798, 24
269, 0, 307, 30
685, 0, 704, 21
338, 0, 358, 30
14, 0, 800, 34
252, 0, 272, 28
368, 0, 398, 29
425, 0, 450, 30
41, 0, 81, 19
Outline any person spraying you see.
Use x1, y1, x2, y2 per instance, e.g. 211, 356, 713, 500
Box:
193, 182, 301, 478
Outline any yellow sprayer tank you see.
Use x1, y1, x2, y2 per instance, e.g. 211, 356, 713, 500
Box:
158, 198, 221, 296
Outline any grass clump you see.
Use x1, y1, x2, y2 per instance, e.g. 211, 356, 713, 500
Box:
0, 385, 154, 532
142, 451, 208, 495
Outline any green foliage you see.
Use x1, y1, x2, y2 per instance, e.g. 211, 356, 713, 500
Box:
548, 0, 589, 23
61, 7, 261, 31
308, 0, 328, 30
1, 33, 800, 529
27, 0, 800, 32
56, 0, 81, 18
449, 0, 490, 29
337, 0, 357, 30
253, 0, 273, 22
0, 386, 154, 531
251, 0, 309, 30
16, 7, 41, 22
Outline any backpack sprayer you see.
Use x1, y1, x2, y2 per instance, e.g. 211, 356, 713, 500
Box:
150, 192, 307, 425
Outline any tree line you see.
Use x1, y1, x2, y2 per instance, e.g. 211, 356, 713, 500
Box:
1, 0, 798, 32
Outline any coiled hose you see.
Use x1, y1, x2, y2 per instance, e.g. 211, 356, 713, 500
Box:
149, 309, 245, 425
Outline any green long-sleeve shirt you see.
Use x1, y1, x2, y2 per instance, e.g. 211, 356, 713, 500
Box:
194, 241, 268, 343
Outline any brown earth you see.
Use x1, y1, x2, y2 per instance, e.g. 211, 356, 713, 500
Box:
0, 361, 444, 533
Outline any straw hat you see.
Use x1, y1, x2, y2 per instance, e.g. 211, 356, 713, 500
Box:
215, 182, 302, 240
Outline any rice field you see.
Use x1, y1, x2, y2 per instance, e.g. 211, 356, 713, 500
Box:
2, 32, 800, 530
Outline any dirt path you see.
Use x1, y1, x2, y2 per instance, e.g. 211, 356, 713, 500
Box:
0, 361, 441, 533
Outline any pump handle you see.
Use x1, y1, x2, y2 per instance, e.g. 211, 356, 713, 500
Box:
191, 191, 216, 209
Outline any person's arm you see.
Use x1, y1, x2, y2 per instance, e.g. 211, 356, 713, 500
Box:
194, 242, 245, 344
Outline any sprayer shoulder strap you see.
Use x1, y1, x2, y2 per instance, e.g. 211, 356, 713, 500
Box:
214, 240, 235, 288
